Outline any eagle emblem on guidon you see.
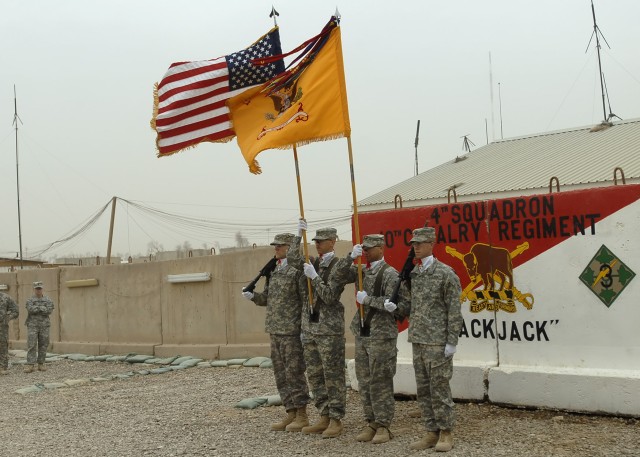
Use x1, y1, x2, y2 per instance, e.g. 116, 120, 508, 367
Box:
257, 80, 308, 140
446, 242, 534, 313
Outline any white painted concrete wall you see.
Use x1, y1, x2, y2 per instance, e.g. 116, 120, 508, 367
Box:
349, 187, 640, 416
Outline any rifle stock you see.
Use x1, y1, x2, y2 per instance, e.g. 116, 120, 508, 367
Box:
242, 256, 278, 293
389, 247, 415, 304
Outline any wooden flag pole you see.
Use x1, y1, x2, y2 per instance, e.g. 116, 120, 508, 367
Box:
346, 136, 366, 331
293, 146, 315, 313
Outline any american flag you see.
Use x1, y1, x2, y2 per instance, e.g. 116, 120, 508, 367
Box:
152, 28, 284, 157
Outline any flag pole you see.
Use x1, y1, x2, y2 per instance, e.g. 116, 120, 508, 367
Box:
293, 146, 315, 314
346, 136, 365, 331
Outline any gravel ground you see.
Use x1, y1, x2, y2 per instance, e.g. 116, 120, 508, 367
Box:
1, 355, 638, 457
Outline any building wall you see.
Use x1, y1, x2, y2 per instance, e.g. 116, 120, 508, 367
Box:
4, 241, 357, 359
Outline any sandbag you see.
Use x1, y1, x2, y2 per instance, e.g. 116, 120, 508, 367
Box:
126, 354, 155, 363
235, 397, 268, 409
226, 358, 248, 366
243, 357, 270, 367
179, 358, 203, 368
171, 356, 193, 366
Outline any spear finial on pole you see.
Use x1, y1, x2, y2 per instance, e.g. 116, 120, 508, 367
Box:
334, 7, 341, 23
270, 6, 279, 26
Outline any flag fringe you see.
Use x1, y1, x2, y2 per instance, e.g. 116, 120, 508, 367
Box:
150, 82, 159, 132
247, 132, 348, 174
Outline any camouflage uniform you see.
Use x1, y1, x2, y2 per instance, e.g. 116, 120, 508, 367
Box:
332, 248, 402, 428
251, 235, 309, 411
401, 255, 462, 432
288, 234, 346, 420
0, 293, 19, 371
25, 292, 55, 366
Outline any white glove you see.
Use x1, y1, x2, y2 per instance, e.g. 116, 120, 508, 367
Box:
241, 290, 254, 300
356, 290, 368, 304
383, 299, 397, 312
303, 263, 318, 280
444, 344, 456, 357
297, 219, 307, 236
350, 244, 363, 259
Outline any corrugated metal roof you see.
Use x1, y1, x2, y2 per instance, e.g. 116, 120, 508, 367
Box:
359, 118, 640, 210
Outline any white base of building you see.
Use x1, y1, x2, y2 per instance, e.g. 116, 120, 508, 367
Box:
347, 360, 640, 416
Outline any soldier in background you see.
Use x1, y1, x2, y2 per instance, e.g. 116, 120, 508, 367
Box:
289, 221, 347, 439
385, 227, 463, 452
24, 281, 55, 373
331, 234, 405, 444
0, 292, 19, 375
241, 233, 310, 432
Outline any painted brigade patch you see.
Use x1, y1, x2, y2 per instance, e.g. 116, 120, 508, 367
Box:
446, 242, 534, 313
579, 245, 635, 307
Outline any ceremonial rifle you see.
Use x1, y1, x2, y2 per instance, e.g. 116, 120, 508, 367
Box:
243, 257, 278, 293
389, 246, 416, 309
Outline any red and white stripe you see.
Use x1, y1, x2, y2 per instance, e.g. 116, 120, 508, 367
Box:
153, 58, 251, 156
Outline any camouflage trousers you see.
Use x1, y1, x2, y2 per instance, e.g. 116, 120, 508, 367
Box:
26, 324, 50, 365
412, 343, 455, 431
0, 323, 8, 370
270, 334, 310, 411
355, 337, 397, 428
303, 334, 346, 419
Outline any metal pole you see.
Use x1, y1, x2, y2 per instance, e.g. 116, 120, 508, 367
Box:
13, 86, 24, 269
414, 120, 420, 176
106, 197, 117, 264
591, 0, 608, 122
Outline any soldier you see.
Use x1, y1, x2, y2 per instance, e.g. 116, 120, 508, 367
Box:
332, 234, 404, 444
0, 292, 19, 375
288, 221, 347, 439
241, 233, 310, 432
24, 281, 55, 373
385, 227, 463, 452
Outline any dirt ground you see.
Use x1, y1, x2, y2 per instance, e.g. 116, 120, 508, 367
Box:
1, 356, 638, 457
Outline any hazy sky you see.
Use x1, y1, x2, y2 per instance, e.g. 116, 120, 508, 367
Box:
1, 0, 639, 260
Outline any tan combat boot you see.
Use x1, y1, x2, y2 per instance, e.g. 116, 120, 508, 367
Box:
321, 418, 343, 438
409, 431, 439, 450
285, 406, 309, 432
38, 364, 47, 372
356, 422, 378, 442
371, 426, 392, 444
408, 408, 422, 418
302, 415, 330, 434
435, 430, 453, 452
0, 369, 9, 375
24, 365, 34, 373
270, 409, 296, 431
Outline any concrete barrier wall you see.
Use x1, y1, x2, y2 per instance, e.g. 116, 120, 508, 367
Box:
4, 241, 356, 360
354, 184, 640, 416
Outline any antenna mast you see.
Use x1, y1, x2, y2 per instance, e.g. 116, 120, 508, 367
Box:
586, 0, 612, 122
414, 120, 420, 176
12, 85, 24, 269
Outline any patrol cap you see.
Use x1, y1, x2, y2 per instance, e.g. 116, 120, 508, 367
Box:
409, 227, 436, 243
362, 234, 384, 248
270, 233, 295, 246
312, 227, 337, 241
33, 281, 44, 289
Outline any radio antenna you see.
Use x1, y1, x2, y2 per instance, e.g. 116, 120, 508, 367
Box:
414, 120, 420, 176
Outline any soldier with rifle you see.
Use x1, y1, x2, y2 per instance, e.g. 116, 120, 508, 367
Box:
288, 221, 347, 439
241, 233, 310, 432
331, 234, 408, 444
385, 227, 463, 453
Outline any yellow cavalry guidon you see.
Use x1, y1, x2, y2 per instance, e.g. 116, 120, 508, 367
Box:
446, 242, 534, 313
